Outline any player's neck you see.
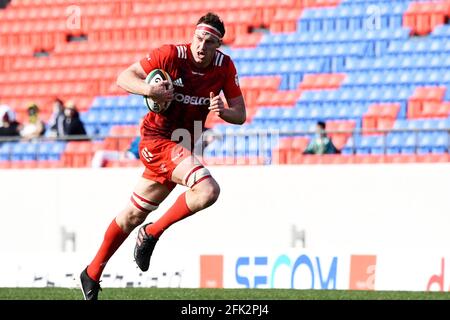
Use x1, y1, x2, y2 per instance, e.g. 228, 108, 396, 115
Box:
190, 56, 213, 69
192, 60, 211, 69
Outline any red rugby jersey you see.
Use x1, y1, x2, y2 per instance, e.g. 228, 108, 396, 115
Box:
139, 43, 242, 143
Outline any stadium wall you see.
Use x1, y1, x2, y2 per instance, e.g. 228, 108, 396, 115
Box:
0, 164, 449, 291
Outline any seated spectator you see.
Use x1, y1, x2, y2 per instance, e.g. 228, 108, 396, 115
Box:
63, 101, 87, 140
47, 98, 66, 138
20, 103, 45, 140
0, 105, 20, 138
303, 121, 339, 155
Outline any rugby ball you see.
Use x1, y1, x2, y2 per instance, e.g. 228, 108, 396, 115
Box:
143, 69, 173, 114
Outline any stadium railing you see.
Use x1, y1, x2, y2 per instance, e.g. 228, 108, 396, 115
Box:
0, 127, 449, 167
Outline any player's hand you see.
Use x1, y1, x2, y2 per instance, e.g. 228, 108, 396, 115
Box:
148, 80, 173, 105
208, 92, 224, 117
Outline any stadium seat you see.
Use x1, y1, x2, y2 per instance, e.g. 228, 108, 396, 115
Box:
61, 141, 100, 168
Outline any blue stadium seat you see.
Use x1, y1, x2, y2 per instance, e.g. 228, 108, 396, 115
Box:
253, 108, 273, 122
203, 140, 222, 158
370, 136, 385, 154
91, 97, 108, 108
279, 108, 296, 121
417, 133, 434, 154
98, 112, 113, 125
429, 132, 448, 153
431, 25, 450, 38
401, 133, 417, 154
82, 110, 101, 125
386, 134, 404, 154
129, 94, 144, 108
356, 136, 374, 154
36, 142, 52, 161
85, 124, 100, 136
0, 142, 13, 161
13, 142, 38, 161
111, 110, 126, 125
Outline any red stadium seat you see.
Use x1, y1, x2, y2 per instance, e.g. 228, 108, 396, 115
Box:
35, 160, 62, 169
416, 153, 449, 163
61, 141, 100, 167
231, 33, 263, 48
353, 155, 385, 164
422, 101, 450, 118
299, 73, 346, 90
9, 160, 38, 169
408, 86, 446, 118
105, 159, 142, 168
326, 120, 355, 142
256, 90, 301, 106
335, 155, 355, 164
362, 103, 400, 134
385, 154, 417, 164
280, 137, 309, 164
270, 7, 302, 33
0, 161, 11, 169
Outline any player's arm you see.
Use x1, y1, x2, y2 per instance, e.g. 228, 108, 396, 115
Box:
209, 59, 246, 125
209, 93, 246, 125
116, 62, 173, 105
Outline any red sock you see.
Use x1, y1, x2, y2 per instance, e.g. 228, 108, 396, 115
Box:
87, 219, 129, 281
145, 192, 192, 239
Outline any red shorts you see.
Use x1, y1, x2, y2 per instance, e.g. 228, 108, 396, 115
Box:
139, 138, 191, 191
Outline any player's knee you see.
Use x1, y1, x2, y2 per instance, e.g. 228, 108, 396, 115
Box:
194, 179, 220, 208
127, 208, 148, 226
117, 207, 147, 232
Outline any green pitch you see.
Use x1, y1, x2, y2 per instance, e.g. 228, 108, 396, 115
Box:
0, 288, 449, 300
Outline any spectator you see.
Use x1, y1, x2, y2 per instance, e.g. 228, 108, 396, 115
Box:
0, 105, 20, 137
303, 121, 339, 155
47, 98, 66, 137
20, 103, 45, 140
63, 101, 87, 139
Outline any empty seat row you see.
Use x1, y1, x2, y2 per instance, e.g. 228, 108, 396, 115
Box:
298, 6, 406, 32
253, 105, 367, 121
0, 160, 63, 169
0, 69, 119, 84
0, 3, 116, 21
393, 118, 450, 130
81, 109, 145, 126
298, 87, 414, 103
231, 43, 366, 61
344, 70, 450, 87
343, 132, 448, 155
387, 38, 450, 53
91, 95, 145, 109
0, 141, 66, 161
345, 54, 450, 71
260, 27, 409, 46
272, 153, 449, 165
236, 60, 324, 77
12, 53, 140, 71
